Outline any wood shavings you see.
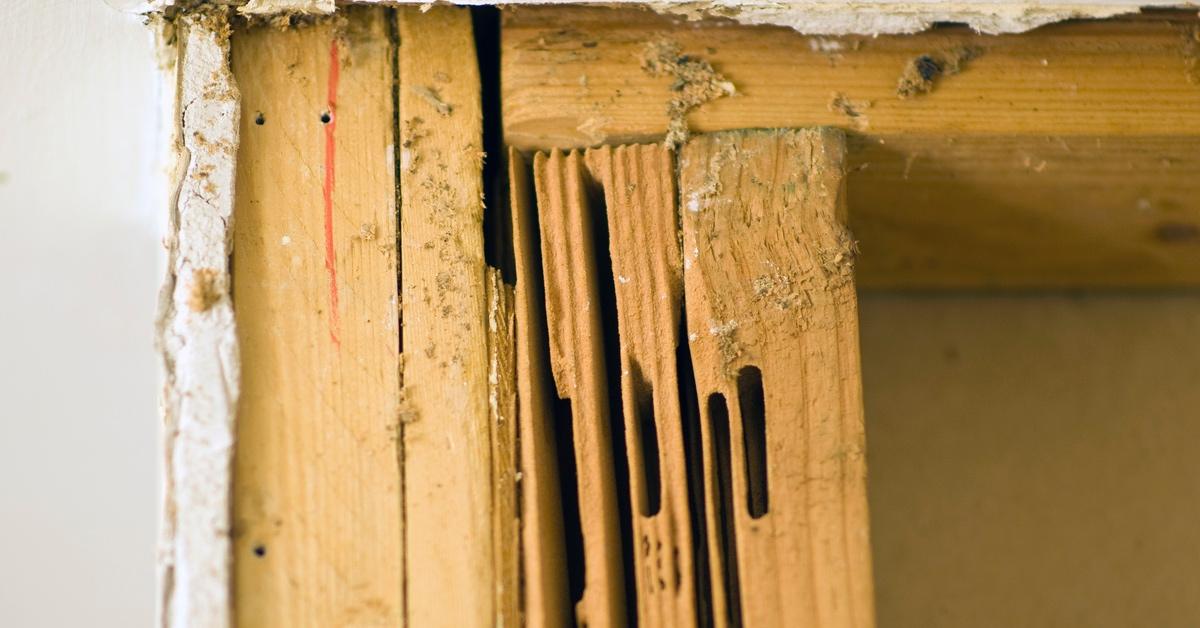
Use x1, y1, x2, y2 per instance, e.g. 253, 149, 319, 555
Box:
639, 38, 736, 147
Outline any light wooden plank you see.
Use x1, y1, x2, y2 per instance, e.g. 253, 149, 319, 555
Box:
533, 149, 628, 627
680, 128, 874, 627
503, 9, 1200, 288
508, 148, 573, 627
397, 6, 495, 627
231, 8, 403, 626
584, 144, 700, 627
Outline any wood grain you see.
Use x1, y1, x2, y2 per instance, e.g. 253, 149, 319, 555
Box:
509, 148, 572, 627
680, 129, 874, 627
584, 145, 699, 627
486, 268, 520, 628
503, 8, 1200, 287
534, 149, 628, 627
397, 6, 495, 627
231, 8, 403, 626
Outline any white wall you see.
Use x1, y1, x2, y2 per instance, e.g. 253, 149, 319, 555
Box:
0, 0, 161, 625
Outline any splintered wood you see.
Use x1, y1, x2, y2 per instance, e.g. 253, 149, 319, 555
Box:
509, 148, 572, 627
231, 8, 403, 627
533, 150, 628, 626
586, 145, 698, 627
521, 129, 872, 627
680, 129, 874, 627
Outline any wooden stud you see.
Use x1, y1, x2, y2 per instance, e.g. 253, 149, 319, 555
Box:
503, 9, 1200, 288
679, 128, 875, 627
231, 8, 404, 626
509, 148, 573, 627
584, 145, 699, 627
533, 149, 628, 627
398, 6, 496, 627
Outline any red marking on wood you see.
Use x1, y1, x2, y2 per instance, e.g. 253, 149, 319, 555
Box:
323, 38, 341, 347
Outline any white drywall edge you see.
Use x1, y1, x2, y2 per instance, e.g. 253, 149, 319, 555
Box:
155, 9, 240, 628
130, 0, 1198, 34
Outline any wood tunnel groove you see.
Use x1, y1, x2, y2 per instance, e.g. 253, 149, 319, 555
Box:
514, 129, 871, 627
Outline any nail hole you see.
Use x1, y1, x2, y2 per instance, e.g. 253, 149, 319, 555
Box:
254, 112, 265, 125
252, 544, 266, 557
320, 111, 332, 124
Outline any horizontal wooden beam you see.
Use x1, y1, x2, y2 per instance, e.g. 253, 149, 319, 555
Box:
502, 8, 1200, 288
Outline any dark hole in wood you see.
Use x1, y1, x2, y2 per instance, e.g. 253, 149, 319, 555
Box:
553, 397, 587, 604
632, 365, 662, 517
709, 393, 743, 627
738, 366, 768, 519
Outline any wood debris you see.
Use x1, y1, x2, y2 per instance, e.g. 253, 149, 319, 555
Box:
896, 46, 982, 98
639, 38, 736, 147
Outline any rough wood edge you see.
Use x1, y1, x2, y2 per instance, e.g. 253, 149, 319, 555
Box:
680, 128, 874, 627
154, 7, 241, 628
508, 148, 573, 627
487, 268, 522, 628
133, 0, 1198, 35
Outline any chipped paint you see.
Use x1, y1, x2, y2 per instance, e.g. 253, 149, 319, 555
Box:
155, 7, 240, 628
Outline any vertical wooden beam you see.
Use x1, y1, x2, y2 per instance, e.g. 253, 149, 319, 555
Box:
231, 8, 403, 627
509, 148, 572, 627
679, 128, 875, 628
533, 150, 627, 626
397, 6, 494, 626
486, 267, 520, 628
585, 145, 699, 627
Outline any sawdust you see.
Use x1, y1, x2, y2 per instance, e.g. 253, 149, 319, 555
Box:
896, 46, 982, 99
411, 85, 453, 116
188, 267, 222, 313
639, 38, 736, 147
828, 92, 871, 129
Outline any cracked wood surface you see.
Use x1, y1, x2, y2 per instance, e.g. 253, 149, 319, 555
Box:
680, 128, 874, 628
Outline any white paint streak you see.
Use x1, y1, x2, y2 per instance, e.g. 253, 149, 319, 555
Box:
128, 0, 1198, 34
156, 10, 240, 628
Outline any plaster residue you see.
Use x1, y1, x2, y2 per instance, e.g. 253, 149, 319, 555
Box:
155, 7, 240, 628
130, 1, 1198, 35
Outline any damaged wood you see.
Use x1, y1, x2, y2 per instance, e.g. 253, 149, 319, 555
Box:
503, 8, 1200, 288
508, 148, 573, 628
679, 128, 875, 627
584, 144, 699, 627
397, 6, 497, 626
230, 7, 404, 626
533, 149, 628, 627
486, 268, 521, 628
156, 8, 240, 628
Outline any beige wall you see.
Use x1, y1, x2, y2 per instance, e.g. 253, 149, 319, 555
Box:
0, 0, 160, 625
862, 294, 1200, 627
